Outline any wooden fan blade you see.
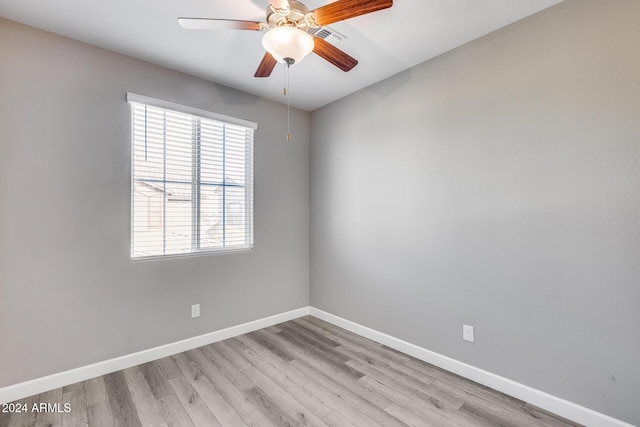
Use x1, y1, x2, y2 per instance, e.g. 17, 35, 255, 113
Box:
178, 18, 263, 30
255, 52, 278, 77
313, 37, 358, 72
310, 0, 392, 26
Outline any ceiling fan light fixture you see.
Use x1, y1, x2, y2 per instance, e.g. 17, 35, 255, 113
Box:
262, 27, 314, 65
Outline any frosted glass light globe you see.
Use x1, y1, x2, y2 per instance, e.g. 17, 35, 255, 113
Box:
262, 27, 314, 64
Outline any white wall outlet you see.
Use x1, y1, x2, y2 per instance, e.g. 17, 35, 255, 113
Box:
463, 324, 475, 343
191, 304, 200, 318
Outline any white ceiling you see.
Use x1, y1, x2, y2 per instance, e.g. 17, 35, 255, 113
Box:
0, 0, 563, 111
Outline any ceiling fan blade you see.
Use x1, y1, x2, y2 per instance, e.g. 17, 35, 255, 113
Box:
178, 18, 264, 31
310, 0, 392, 26
255, 52, 278, 78
313, 37, 358, 72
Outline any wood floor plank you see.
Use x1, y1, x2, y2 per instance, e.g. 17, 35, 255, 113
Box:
212, 340, 255, 373
230, 335, 312, 388
359, 375, 494, 427
222, 337, 332, 418
523, 403, 579, 427
0, 410, 12, 427
86, 400, 115, 427
264, 325, 283, 334
405, 358, 513, 400
246, 366, 329, 427
172, 351, 248, 427
62, 381, 88, 427
154, 357, 183, 382
262, 328, 365, 382
336, 342, 437, 386
263, 332, 392, 412
122, 366, 165, 427
322, 409, 368, 427
232, 334, 310, 386
410, 360, 576, 427
103, 371, 142, 427
301, 380, 384, 427
166, 373, 222, 427
5, 395, 38, 427
434, 379, 559, 427
277, 325, 352, 364
241, 408, 279, 427
35, 386, 64, 427
84, 377, 108, 407
258, 359, 333, 419
347, 358, 464, 411
301, 317, 411, 364
200, 344, 255, 390
185, 348, 255, 416
284, 320, 342, 349
139, 363, 172, 397
246, 330, 297, 362
385, 403, 445, 427
244, 386, 300, 427
291, 359, 406, 427
217, 337, 262, 373
139, 362, 195, 427
291, 317, 346, 343
152, 395, 193, 427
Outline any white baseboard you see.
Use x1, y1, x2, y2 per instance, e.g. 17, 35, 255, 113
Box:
0, 306, 311, 405
309, 307, 634, 427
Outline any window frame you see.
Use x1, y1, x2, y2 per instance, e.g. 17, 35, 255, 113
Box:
127, 93, 257, 260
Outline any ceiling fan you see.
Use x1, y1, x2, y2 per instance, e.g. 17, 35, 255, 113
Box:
178, 0, 393, 77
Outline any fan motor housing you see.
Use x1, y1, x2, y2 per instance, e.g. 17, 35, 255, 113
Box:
267, 0, 313, 31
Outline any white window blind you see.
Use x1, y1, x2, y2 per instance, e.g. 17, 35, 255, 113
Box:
128, 94, 255, 259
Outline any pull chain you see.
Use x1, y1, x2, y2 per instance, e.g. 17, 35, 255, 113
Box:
284, 59, 293, 141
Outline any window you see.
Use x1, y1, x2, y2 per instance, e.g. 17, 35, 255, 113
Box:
128, 93, 256, 259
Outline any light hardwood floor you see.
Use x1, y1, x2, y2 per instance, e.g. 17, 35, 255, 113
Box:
0, 316, 581, 427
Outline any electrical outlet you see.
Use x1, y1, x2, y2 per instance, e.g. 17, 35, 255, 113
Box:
191, 304, 200, 318
463, 324, 475, 343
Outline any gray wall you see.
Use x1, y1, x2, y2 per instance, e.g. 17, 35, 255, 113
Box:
2, 0, 640, 424
0, 18, 309, 387
310, 0, 640, 424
